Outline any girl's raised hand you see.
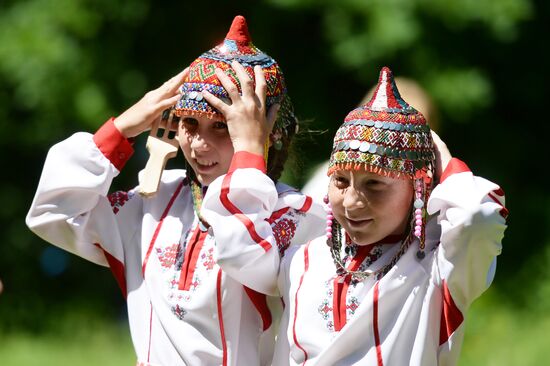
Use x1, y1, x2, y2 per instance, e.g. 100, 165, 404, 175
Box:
114, 68, 188, 138
431, 130, 452, 182
202, 61, 279, 156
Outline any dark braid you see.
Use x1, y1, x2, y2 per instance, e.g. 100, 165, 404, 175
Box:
266, 123, 295, 182
266, 94, 298, 182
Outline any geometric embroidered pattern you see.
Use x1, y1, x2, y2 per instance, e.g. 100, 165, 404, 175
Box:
174, 15, 295, 134
328, 67, 435, 179
108, 190, 135, 214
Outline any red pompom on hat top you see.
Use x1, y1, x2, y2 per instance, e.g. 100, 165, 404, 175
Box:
225, 15, 252, 43
174, 15, 289, 121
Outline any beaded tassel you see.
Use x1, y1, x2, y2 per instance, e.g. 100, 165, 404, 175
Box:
413, 178, 426, 260
323, 195, 333, 241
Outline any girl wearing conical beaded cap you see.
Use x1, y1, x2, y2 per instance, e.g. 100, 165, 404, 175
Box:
264, 66, 507, 365
26, 15, 326, 366
328, 66, 436, 260
173, 15, 299, 229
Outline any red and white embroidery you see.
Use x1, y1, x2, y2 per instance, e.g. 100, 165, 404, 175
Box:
318, 280, 336, 331
108, 190, 135, 214
271, 209, 304, 257
172, 304, 187, 320
346, 296, 360, 318
155, 243, 181, 269
317, 245, 384, 330
157, 231, 217, 322
201, 247, 215, 271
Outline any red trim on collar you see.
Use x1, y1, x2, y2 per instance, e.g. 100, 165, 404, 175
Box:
440, 158, 470, 183
333, 244, 376, 331
178, 226, 208, 291
93, 117, 134, 171
228, 151, 266, 174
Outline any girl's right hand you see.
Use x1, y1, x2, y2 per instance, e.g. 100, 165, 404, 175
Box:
202, 61, 279, 156
114, 68, 188, 138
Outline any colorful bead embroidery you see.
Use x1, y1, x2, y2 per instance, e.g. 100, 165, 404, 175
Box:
327, 67, 435, 180
173, 15, 295, 135
108, 190, 135, 214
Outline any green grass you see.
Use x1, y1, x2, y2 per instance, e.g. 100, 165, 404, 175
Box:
459, 289, 550, 366
1, 289, 549, 366
0, 314, 135, 366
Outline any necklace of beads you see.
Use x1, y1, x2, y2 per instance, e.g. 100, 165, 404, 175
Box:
187, 166, 210, 232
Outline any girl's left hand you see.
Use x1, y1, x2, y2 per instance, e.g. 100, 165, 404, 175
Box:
431, 130, 452, 182
202, 61, 279, 156
114, 68, 188, 138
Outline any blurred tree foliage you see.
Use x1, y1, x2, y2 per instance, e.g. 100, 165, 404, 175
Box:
0, 0, 548, 335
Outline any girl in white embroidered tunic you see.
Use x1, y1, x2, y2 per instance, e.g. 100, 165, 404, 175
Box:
202, 66, 508, 365
26, 15, 324, 366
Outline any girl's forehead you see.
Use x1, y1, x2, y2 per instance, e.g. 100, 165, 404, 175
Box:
180, 114, 225, 123
333, 169, 383, 179
333, 169, 411, 183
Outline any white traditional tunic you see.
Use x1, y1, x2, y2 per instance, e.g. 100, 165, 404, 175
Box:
26, 119, 325, 366
203, 158, 508, 366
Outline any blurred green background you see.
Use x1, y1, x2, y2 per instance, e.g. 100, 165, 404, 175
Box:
0, 0, 548, 365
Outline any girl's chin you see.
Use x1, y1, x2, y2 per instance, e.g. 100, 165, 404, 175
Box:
348, 232, 385, 246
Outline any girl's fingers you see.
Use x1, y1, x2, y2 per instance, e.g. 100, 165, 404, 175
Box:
253, 65, 267, 110
158, 93, 182, 111
232, 61, 254, 98
157, 68, 188, 98
167, 68, 189, 92
202, 89, 229, 114
215, 68, 240, 101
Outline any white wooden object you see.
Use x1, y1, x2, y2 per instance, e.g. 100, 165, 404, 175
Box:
139, 120, 179, 197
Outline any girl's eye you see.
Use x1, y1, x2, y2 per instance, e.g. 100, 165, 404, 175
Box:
182, 118, 198, 131
212, 121, 228, 130
364, 180, 386, 191
333, 176, 349, 188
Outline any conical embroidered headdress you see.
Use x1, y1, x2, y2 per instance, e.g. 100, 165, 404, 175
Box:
328, 66, 435, 179
328, 66, 436, 259
174, 15, 295, 134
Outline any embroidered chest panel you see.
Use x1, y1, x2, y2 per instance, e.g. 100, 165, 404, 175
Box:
317, 245, 383, 332
154, 227, 218, 321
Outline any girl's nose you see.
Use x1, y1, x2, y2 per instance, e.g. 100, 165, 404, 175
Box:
190, 133, 210, 151
342, 186, 366, 211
